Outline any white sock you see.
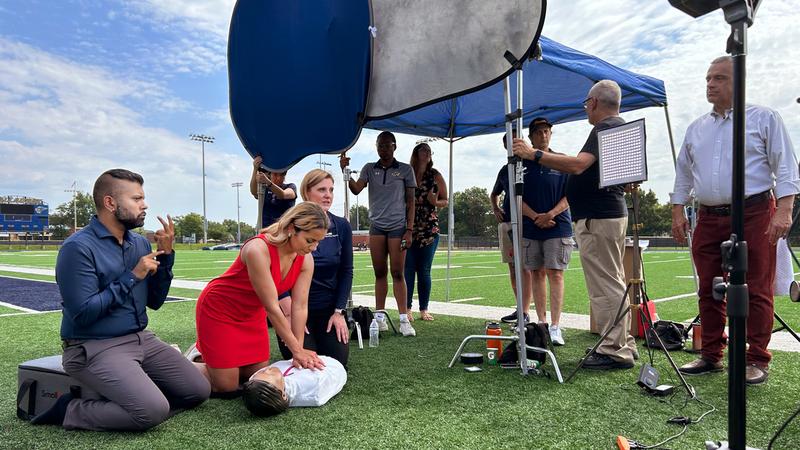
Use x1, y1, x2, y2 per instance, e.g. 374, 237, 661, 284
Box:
400, 313, 408, 322
376, 312, 385, 321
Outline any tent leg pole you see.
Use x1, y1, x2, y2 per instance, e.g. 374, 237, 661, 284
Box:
663, 105, 678, 168
665, 105, 700, 296
446, 139, 454, 302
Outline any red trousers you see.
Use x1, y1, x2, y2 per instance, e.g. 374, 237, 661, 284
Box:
692, 197, 776, 367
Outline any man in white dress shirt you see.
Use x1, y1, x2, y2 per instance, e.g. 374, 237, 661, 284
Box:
670, 56, 799, 385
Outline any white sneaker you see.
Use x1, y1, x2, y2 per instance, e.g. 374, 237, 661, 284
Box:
184, 342, 202, 362
549, 325, 565, 346
399, 320, 416, 337
377, 318, 389, 332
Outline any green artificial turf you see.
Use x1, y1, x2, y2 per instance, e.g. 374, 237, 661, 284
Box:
2, 249, 799, 326
1, 302, 799, 449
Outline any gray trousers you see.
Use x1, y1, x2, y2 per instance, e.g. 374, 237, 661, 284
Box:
61, 330, 210, 431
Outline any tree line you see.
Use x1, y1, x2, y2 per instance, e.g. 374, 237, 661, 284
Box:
47, 187, 678, 241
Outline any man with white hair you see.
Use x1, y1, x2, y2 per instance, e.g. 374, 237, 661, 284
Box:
671, 56, 799, 385
513, 80, 637, 370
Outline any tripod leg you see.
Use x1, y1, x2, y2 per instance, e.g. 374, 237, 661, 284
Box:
639, 290, 696, 398
773, 312, 800, 344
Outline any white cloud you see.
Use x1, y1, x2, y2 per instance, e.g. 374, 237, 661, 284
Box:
0, 38, 256, 230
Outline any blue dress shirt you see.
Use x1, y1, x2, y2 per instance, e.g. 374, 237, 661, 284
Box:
56, 216, 174, 339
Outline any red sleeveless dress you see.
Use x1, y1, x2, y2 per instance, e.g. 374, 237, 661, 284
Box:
195, 235, 305, 368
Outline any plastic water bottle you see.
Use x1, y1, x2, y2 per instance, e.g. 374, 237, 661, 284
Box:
369, 318, 380, 347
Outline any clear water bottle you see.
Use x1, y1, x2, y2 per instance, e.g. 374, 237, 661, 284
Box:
369, 318, 380, 347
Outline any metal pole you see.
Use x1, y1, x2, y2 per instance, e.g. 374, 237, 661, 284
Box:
231, 182, 243, 243
504, 74, 528, 375
201, 141, 207, 243
64, 181, 78, 233
190, 134, 214, 243
727, 24, 748, 448
663, 105, 678, 168
446, 138, 454, 302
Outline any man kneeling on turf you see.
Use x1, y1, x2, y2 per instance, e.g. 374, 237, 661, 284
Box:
32, 169, 210, 430
242, 355, 346, 416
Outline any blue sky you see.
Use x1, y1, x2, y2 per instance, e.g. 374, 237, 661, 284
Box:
1, 1, 798, 232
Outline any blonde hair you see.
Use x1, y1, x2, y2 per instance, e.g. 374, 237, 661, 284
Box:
261, 202, 329, 245
299, 169, 335, 201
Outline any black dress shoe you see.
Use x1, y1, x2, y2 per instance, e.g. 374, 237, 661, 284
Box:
678, 358, 723, 375
583, 353, 634, 370
745, 364, 768, 385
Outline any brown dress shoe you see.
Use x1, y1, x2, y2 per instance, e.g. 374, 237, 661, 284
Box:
678, 358, 723, 375
745, 364, 768, 385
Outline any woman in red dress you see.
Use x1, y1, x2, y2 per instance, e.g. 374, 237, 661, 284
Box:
193, 202, 328, 393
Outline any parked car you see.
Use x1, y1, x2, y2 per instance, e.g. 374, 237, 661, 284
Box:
202, 243, 242, 251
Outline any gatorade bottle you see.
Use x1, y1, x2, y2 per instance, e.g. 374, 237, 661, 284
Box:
486, 321, 503, 357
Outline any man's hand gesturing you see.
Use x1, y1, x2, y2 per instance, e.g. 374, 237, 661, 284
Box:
155, 215, 175, 254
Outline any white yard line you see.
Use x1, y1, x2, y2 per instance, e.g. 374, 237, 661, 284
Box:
449, 297, 483, 303
0, 300, 40, 313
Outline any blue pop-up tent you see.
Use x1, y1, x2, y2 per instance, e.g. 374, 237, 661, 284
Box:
366, 36, 669, 139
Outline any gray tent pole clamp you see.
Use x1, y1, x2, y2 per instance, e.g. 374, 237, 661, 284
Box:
508, 68, 528, 375
664, 105, 699, 293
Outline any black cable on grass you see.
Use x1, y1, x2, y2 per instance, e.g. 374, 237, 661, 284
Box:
619, 380, 716, 450
768, 402, 800, 450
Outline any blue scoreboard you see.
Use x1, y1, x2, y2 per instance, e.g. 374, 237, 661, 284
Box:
0, 202, 49, 232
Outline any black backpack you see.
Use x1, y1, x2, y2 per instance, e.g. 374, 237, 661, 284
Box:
498, 322, 552, 365
644, 320, 685, 351
349, 306, 374, 341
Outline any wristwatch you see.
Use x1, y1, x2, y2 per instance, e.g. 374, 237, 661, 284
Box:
334, 308, 344, 315
533, 149, 544, 163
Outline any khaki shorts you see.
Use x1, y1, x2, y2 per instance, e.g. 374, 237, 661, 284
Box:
522, 237, 574, 270
498, 222, 514, 263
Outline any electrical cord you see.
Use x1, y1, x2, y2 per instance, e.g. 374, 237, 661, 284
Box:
767, 402, 800, 450
619, 382, 716, 450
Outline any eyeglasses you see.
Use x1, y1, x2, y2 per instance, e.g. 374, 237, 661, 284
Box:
582, 97, 594, 109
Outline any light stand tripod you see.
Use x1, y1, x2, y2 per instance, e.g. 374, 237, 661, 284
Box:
449, 57, 563, 381
565, 185, 695, 397
669, 1, 762, 448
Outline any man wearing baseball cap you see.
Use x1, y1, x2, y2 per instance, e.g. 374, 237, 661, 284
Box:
515, 118, 572, 346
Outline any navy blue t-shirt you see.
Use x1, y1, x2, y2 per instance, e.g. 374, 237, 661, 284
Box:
308, 213, 353, 311
261, 183, 297, 226
492, 158, 572, 240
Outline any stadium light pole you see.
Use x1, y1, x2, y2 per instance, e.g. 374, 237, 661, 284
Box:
64, 181, 78, 233
189, 134, 214, 243
231, 182, 243, 243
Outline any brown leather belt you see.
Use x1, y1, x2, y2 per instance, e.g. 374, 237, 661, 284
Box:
699, 191, 771, 216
